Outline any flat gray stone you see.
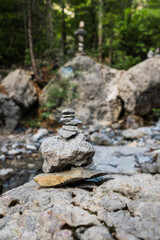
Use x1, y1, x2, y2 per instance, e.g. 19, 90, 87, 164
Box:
62, 125, 78, 132
64, 118, 82, 125
58, 128, 77, 139
62, 109, 75, 114
59, 117, 74, 123
62, 114, 75, 118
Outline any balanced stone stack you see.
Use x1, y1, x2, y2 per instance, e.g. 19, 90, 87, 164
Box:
58, 109, 81, 139
34, 109, 105, 187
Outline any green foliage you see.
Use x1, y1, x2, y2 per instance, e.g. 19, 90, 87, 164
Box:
1, 0, 160, 70
45, 79, 77, 108
111, 50, 141, 70
42, 78, 78, 119
22, 116, 42, 128
24, 48, 31, 65
0, 0, 26, 65
153, 108, 160, 119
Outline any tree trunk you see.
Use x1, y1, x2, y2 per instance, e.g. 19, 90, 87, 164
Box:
27, 0, 41, 83
47, 0, 53, 52
62, 0, 66, 56
91, 0, 97, 50
109, 3, 114, 66
109, 22, 113, 66
98, 0, 103, 62
23, 0, 28, 50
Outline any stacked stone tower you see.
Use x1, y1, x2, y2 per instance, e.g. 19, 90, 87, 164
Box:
58, 109, 81, 139
34, 109, 105, 187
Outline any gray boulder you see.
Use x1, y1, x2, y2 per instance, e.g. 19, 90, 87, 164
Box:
0, 93, 20, 132
40, 55, 120, 125
40, 55, 160, 125
1, 69, 37, 110
110, 55, 160, 117
40, 133, 95, 172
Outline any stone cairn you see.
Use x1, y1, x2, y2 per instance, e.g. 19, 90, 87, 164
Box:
34, 109, 105, 187
74, 21, 87, 54
58, 109, 81, 139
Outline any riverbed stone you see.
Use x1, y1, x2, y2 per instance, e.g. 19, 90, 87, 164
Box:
32, 128, 48, 141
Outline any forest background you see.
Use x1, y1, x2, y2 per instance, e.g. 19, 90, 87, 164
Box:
1, 0, 160, 73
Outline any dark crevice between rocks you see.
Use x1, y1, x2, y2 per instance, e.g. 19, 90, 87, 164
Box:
79, 187, 94, 192
71, 192, 76, 198
112, 205, 136, 218
118, 96, 125, 120
108, 226, 118, 240
111, 205, 128, 213
83, 207, 118, 239
72, 201, 78, 207
98, 218, 118, 240
8, 199, 20, 207
0, 214, 4, 218
125, 205, 136, 218
112, 190, 137, 200
61, 223, 94, 240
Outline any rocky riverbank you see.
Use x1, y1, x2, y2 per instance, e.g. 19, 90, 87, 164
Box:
0, 121, 160, 193
0, 119, 160, 239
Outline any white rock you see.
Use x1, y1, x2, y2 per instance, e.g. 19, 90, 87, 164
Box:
26, 145, 37, 151
1, 145, 8, 153
32, 128, 48, 141
0, 168, 14, 176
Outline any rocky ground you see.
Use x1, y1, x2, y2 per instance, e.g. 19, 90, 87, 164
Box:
0, 121, 160, 239
1, 173, 160, 240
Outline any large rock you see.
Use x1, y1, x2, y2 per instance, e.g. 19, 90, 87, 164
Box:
40, 55, 160, 125
0, 93, 20, 132
1, 69, 37, 110
108, 55, 160, 117
40, 133, 95, 172
40, 55, 120, 124
1, 174, 160, 240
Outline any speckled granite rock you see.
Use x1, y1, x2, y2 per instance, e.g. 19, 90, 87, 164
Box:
1, 174, 160, 240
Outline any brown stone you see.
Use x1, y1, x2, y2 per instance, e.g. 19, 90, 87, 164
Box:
34, 167, 106, 187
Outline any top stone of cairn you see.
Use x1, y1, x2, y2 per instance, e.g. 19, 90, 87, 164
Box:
59, 109, 82, 139
62, 109, 75, 115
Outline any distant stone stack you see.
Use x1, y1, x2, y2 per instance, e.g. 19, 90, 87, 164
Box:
58, 109, 82, 139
